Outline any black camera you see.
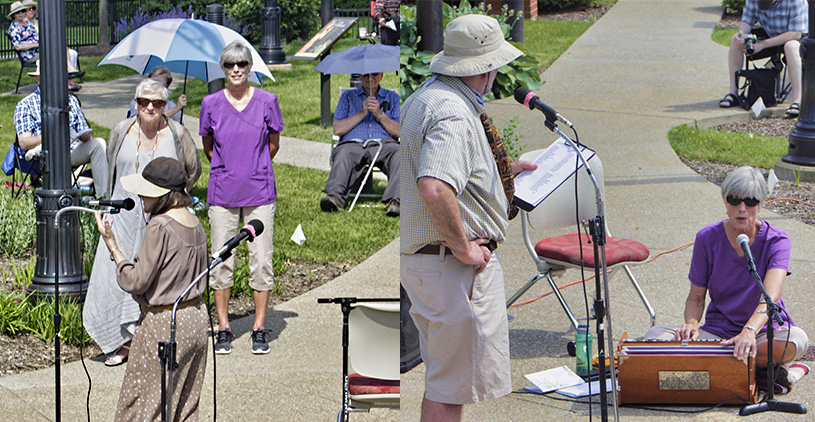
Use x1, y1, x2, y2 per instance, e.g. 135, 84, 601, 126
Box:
744, 33, 757, 56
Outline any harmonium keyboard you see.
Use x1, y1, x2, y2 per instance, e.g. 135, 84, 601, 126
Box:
617, 339, 757, 404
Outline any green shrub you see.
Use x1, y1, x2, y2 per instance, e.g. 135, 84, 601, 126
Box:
0, 190, 36, 258
537, 0, 595, 13
400, 0, 542, 101
226, 0, 322, 43
722, 0, 745, 14
0, 290, 28, 336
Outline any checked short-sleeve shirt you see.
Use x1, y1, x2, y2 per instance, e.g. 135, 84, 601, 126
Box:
742, 0, 808, 38
400, 74, 509, 254
334, 86, 400, 142
13, 87, 90, 150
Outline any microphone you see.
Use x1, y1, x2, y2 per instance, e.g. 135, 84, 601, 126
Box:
514, 86, 573, 128
212, 220, 264, 260
83, 197, 136, 210
737, 234, 757, 273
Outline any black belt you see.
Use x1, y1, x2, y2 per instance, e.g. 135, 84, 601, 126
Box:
415, 240, 497, 255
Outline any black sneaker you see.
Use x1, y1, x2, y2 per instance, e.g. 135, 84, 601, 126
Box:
251, 329, 270, 354
214, 328, 234, 355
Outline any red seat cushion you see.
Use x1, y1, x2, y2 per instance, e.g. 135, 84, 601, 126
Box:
535, 233, 649, 267
348, 373, 400, 395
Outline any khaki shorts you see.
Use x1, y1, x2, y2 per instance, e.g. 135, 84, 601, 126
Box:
401, 250, 511, 405
646, 324, 809, 361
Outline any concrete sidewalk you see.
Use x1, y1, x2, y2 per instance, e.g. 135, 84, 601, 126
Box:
398, 0, 815, 420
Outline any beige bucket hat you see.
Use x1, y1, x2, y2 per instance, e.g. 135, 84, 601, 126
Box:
7, 1, 27, 19
429, 14, 524, 77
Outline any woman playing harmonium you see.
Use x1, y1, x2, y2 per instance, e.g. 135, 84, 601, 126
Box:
645, 166, 809, 391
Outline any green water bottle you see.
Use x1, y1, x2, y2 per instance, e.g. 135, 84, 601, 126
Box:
575, 323, 592, 376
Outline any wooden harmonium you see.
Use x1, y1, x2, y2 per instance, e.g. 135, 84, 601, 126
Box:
617, 339, 757, 404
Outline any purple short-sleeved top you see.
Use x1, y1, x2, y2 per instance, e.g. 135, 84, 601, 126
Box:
689, 220, 794, 338
200, 89, 284, 208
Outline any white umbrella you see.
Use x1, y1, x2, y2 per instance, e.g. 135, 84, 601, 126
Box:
99, 18, 274, 85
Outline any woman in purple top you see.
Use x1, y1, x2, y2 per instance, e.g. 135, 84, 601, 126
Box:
646, 167, 808, 385
200, 41, 283, 355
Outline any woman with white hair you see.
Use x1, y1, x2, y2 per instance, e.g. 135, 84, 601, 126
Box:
646, 166, 809, 393
84, 78, 200, 367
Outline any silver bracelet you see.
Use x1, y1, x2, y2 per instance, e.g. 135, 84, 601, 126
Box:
744, 325, 757, 334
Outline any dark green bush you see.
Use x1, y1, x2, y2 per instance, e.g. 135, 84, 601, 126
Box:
537, 0, 595, 13
400, 0, 542, 101
722, 0, 745, 14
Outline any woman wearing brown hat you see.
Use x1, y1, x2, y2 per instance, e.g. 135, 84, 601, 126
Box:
95, 157, 208, 421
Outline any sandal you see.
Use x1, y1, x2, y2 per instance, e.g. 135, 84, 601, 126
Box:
787, 102, 800, 117
719, 93, 741, 108
105, 344, 130, 367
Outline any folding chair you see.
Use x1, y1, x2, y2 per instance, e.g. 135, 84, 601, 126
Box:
317, 297, 399, 422
1, 137, 41, 198
505, 150, 656, 330
738, 28, 792, 105
330, 87, 386, 212
5, 31, 37, 94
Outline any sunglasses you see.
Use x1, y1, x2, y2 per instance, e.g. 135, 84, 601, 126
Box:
362, 72, 381, 77
28, 7, 36, 12
223, 61, 249, 69
135, 97, 167, 108
726, 195, 760, 207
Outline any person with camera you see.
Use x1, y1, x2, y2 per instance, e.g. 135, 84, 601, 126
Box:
719, 0, 807, 117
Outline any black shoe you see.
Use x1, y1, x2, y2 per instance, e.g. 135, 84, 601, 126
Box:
68, 70, 86, 79
320, 195, 344, 212
251, 329, 270, 354
214, 328, 234, 355
386, 199, 400, 217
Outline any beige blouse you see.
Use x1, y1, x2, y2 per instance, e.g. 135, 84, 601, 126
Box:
116, 213, 208, 307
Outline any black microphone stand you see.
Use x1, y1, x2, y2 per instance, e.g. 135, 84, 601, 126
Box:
316, 297, 399, 422
52, 204, 121, 421
160, 251, 229, 421
739, 261, 806, 416
544, 119, 619, 422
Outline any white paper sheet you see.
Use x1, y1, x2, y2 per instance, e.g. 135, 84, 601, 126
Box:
513, 141, 595, 211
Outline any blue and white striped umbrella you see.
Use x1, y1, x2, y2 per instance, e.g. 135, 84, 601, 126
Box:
99, 18, 274, 85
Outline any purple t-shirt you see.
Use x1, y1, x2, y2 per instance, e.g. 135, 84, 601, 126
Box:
689, 220, 794, 338
199, 89, 284, 207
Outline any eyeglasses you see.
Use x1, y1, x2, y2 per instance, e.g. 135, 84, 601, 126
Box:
361, 72, 381, 77
135, 97, 167, 108
726, 195, 760, 207
223, 61, 249, 69
28, 7, 36, 12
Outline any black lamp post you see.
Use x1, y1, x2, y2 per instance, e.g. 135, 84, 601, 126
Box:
782, 1, 815, 166
206, 3, 225, 95
28, 0, 87, 301
259, 0, 288, 65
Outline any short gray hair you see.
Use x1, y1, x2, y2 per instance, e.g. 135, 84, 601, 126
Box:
135, 78, 169, 102
721, 166, 768, 203
219, 41, 253, 68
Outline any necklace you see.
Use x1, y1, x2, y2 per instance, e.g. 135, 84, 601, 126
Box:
135, 118, 160, 172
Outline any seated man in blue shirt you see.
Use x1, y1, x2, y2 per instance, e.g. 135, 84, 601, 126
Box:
321, 72, 401, 216
14, 62, 108, 198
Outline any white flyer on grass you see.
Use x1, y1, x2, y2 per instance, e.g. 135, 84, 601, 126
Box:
524, 365, 585, 394
513, 140, 595, 211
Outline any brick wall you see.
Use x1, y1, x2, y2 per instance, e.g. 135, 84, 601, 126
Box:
484, 0, 538, 20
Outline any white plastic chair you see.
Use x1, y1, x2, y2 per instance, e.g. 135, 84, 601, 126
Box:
317, 297, 399, 422
506, 150, 656, 329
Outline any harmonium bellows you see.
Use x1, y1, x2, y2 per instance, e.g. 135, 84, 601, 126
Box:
617, 339, 757, 404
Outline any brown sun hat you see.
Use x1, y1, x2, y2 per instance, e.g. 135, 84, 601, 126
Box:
120, 157, 186, 198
